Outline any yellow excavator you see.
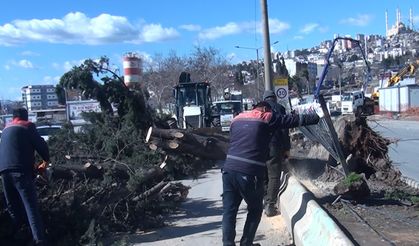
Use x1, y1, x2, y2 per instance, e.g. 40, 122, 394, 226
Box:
372, 60, 419, 101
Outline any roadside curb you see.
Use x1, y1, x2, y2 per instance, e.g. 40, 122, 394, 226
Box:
279, 176, 354, 246
401, 176, 419, 190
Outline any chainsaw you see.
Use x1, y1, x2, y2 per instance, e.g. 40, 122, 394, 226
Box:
34, 160, 52, 183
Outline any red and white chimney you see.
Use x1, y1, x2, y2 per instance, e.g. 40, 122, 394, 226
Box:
123, 52, 142, 89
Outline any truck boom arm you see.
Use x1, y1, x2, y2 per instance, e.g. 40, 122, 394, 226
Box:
314, 37, 371, 97
387, 60, 419, 87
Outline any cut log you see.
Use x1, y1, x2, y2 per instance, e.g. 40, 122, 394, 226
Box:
147, 127, 185, 140
166, 140, 226, 160
147, 127, 229, 160
49, 162, 103, 180
132, 180, 168, 201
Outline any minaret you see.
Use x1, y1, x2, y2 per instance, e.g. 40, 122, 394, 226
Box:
397, 8, 401, 32
364, 35, 368, 58
385, 10, 389, 36
410, 8, 414, 30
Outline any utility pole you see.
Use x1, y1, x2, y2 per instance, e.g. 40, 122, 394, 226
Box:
235, 40, 278, 100
234, 45, 263, 99
260, 0, 273, 91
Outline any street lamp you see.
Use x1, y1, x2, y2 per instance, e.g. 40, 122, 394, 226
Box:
235, 41, 279, 99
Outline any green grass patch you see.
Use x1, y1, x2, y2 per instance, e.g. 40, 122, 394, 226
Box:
343, 172, 362, 186
385, 190, 419, 205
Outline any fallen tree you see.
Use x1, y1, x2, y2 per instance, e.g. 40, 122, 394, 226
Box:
0, 58, 216, 245
146, 126, 228, 161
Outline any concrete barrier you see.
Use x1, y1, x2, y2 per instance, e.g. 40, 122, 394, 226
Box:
279, 176, 354, 246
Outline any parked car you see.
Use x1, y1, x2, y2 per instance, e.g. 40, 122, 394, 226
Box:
36, 125, 62, 141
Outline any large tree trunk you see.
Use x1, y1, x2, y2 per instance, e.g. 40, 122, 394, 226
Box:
146, 127, 228, 160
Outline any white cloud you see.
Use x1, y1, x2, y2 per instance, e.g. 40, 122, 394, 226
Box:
4, 59, 35, 69
268, 19, 290, 34
139, 23, 179, 43
414, 16, 419, 25
0, 12, 180, 46
198, 18, 289, 40
340, 14, 372, 27
179, 24, 201, 32
63, 60, 84, 72
300, 23, 319, 34
20, 50, 40, 56
293, 35, 304, 40
199, 22, 241, 40
17, 59, 34, 68
43, 75, 60, 84
300, 23, 328, 34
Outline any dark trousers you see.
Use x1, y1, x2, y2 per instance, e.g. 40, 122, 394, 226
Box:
222, 169, 264, 246
265, 146, 283, 206
1, 171, 45, 242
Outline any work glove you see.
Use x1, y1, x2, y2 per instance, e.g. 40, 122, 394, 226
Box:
300, 113, 320, 126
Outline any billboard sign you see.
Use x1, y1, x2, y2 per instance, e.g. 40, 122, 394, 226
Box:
66, 100, 101, 125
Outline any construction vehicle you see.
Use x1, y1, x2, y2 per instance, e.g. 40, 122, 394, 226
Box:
341, 90, 374, 115
372, 60, 419, 101
212, 90, 243, 132
314, 37, 374, 116
173, 72, 213, 129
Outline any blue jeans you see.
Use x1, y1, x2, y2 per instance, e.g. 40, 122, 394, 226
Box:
222, 169, 264, 246
1, 171, 45, 242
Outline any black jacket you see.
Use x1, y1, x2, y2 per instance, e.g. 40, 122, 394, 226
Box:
0, 119, 50, 174
265, 98, 291, 152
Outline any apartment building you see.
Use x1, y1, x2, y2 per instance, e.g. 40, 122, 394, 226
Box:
21, 85, 59, 111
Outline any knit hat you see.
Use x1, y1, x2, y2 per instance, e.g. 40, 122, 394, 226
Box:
262, 90, 276, 100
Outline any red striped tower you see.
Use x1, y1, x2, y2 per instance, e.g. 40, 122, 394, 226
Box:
123, 52, 142, 89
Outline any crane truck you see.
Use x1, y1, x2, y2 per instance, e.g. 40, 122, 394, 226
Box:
307, 37, 375, 116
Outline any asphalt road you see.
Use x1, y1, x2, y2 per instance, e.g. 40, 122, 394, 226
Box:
368, 118, 419, 182
128, 167, 292, 246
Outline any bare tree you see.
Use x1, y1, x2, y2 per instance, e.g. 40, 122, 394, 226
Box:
186, 46, 233, 99
142, 51, 187, 113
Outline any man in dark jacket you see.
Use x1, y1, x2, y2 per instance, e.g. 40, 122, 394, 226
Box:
222, 101, 319, 246
0, 108, 50, 245
263, 90, 290, 217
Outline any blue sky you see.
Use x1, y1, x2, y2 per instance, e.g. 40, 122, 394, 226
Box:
1, 0, 418, 100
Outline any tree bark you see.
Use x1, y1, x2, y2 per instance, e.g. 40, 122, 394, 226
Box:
147, 127, 228, 160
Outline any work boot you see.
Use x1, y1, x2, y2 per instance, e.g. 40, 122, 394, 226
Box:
264, 203, 278, 217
